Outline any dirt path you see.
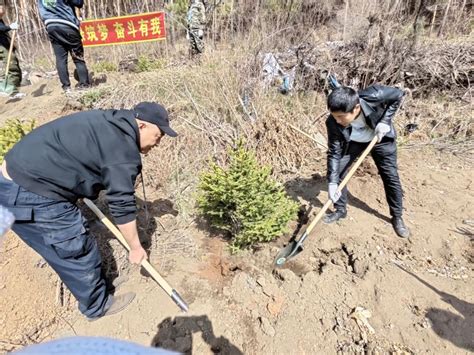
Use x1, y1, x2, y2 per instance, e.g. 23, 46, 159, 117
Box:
0, 76, 69, 126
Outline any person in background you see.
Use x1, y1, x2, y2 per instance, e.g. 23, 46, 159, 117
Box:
37, 0, 90, 94
187, 0, 206, 56
0, 0, 24, 98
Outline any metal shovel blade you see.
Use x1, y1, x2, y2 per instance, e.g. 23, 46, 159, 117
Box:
0, 80, 15, 95
171, 289, 189, 313
274, 240, 303, 267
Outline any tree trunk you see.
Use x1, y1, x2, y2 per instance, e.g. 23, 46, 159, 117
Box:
437, 0, 451, 37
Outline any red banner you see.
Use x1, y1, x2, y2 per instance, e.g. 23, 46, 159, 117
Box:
80, 12, 166, 47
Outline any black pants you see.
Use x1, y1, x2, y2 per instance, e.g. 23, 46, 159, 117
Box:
0, 173, 110, 318
334, 138, 404, 217
0, 45, 22, 93
46, 24, 89, 90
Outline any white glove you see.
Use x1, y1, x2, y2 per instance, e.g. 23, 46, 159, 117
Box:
328, 183, 341, 203
197, 29, 204, 37
375, 122, 390, 142
0, 205, 15, 238
9, 22, 19, 30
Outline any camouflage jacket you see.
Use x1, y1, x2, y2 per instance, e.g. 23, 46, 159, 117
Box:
187, 1, 206, 28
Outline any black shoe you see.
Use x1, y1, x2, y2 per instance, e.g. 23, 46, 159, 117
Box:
392, 217, 410, 238
323, 209, 347, 224
75, 83, 91, 90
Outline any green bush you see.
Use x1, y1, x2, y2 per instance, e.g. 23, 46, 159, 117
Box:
137, 55, 167, 72
79, 88, 111, 108
197, 141, 299, 252
92, 61, 118, 73
0, 119, 35, 162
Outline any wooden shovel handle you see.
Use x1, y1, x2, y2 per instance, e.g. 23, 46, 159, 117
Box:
83, 198, 174, 295
305, 136, 378, 236
5, 30, 16, 78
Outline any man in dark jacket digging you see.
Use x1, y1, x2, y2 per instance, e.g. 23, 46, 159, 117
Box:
324, 85, 410, 238
0, 102, 177, 320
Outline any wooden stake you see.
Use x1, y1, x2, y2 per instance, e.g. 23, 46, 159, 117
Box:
438, 0, 451, 37
429, 5, 437, 36
4, 31, 17, 79
342, 0, 349, 41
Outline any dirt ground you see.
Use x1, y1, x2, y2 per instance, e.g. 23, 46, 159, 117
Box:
0, 77, 473, 355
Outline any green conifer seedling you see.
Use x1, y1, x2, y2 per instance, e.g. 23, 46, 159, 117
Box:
197, 141, 299, 252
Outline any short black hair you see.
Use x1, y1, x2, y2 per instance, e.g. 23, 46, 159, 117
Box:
327, 86, 359, 113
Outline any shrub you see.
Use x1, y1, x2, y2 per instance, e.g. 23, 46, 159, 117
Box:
0, 119, 35, 162
137, 55, 167, 72
92, 61, 118, 73
197, 141, 299, 252
79, 88, 111, 108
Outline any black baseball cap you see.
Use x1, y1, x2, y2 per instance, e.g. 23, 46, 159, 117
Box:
133, 102, 178, 137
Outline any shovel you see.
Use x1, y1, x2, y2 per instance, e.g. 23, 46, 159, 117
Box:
274, 136, 378, 267
83, 198, 189, 312
0, 29, 17, 94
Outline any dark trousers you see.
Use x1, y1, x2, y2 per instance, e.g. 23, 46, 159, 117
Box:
0, 173, 109, 318
0, 45, 22, 93
334, 138, 404, 217
46, 24, 89, 90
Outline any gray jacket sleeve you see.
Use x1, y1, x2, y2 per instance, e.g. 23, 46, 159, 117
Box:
102, 163, 140, 224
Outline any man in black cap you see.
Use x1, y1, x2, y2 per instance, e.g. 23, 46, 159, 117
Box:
0, 102, 177, 320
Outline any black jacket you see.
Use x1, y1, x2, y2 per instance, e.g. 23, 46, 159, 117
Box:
326, 85, 404, 183
0, 19, 13, 49
5, 109, 142, 224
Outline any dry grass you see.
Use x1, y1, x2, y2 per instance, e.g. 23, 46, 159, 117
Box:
78, 36, 472, 215
85, 44, 328, 191
39, 8, 469, 266
73, 44, 329, 269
